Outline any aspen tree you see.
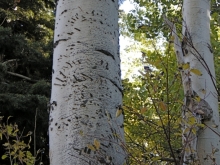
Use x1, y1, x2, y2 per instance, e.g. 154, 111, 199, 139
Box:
49, 1, 125, 164
165, 0, 220, 164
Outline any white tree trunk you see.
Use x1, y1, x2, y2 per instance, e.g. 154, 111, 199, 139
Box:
49, 1, 125, 164
181, 0, 220, 164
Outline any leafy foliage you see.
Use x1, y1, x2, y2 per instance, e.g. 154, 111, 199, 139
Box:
0, 116, 35, 165
123, 41, 183, 164
120, 0, 220, 164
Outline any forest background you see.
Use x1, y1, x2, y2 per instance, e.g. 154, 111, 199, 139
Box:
0, 0, 219, 164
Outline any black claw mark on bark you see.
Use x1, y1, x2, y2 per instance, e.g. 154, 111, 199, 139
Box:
95, 49, 115, 60
81, 73, 93, 81
74, 28, 81, 31
100, 75, 122, 93
54, 39, 69, 48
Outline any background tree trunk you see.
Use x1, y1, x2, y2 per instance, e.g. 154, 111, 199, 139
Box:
181, 0, 220, 164
49, 0, 125, 164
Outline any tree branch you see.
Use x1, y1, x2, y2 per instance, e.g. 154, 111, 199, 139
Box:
163, 16, 184, 65
3, 59, 20, 65
7, 71, 36, 82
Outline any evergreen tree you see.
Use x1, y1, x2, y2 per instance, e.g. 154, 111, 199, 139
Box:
0, 0, 55, 164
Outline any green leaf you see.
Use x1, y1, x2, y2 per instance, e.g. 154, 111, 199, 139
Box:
1, 155, 7, 160
152, 156, 161, 161
6, 125, 13, 135
2, 142, 10, 147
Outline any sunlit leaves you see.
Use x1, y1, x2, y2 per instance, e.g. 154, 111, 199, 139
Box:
122, 46, 183, 164
0, 117, 35, 164
120, 0, 220, 164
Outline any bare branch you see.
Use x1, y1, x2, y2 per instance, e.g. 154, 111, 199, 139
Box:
163, 16, 184, 65
3, 59, 20, 65
7, 71, 36, 82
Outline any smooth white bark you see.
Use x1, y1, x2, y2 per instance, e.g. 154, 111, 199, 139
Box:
181, 0, 220, 164
49, 1, 125, 164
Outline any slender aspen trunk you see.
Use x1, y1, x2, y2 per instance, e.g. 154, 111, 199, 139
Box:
165, 0, 220, 164
181, 0, 220, 164
49, 1, 125, 164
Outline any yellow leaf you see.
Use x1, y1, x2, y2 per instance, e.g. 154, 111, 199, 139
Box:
190, 69, 202, 76
159, 101, 167, 111
182, 63, 190, 70
140, 107, 147, 114
87, 144, 96, 151
116, 109, 122, 117
197, 123, 205, 128
194, 96, 201, 102
93, 139, 100, 150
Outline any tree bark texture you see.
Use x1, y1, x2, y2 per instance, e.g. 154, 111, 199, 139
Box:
49, 0, 125, 164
